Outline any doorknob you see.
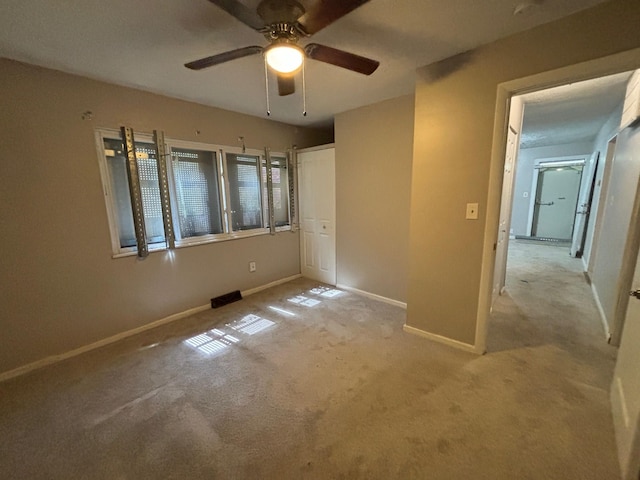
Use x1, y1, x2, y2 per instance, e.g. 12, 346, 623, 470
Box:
630, 289, 640, 299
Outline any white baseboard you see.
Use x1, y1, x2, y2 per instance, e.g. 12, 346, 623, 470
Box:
0, 303, 210, 383
336, 284, 407, 309
242, 274, 302, 297
0, 274, 302, 383
403, 324, 480, 354
590, 282, 611, 340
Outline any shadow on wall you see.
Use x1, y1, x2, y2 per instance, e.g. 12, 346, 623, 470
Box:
417, 51, 476, 84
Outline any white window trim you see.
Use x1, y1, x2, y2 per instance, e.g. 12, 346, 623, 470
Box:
220, 145, 266, 235
96, 129, 293, 258
165, 139, 227, 247
265, 152, 292, 229
96, 128, 162, 257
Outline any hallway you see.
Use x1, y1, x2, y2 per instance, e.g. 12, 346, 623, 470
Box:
489, 239, 620, 472
490, 239, 616, 355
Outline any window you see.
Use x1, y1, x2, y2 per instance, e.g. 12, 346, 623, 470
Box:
225, 153, 264, 231
170, 146, 224, 240
97, 129, 293, 256
102, 136, 165, 251
262, 156, 290, 227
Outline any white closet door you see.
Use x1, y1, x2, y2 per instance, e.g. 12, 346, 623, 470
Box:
297, 147, 336, 285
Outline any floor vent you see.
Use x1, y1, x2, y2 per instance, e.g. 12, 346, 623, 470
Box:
211, 290, 242, 309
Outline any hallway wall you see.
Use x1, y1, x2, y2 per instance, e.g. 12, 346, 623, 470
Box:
590, 116, 640, 333
583, 101, 624, 266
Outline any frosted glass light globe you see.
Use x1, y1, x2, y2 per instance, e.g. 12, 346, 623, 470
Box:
265, 45, 304, 74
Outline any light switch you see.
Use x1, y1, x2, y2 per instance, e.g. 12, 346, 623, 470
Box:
466, 203, 479, 220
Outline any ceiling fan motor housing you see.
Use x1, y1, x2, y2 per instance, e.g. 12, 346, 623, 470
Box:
265, 22, 301, 44
257, 0, 305, 25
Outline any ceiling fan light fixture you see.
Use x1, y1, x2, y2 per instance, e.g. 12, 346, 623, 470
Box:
265, 44, 304, 74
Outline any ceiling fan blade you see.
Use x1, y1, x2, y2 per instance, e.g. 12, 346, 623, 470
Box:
304, 43, 379, 75
277, 75, 296, 96
297, 0, 370, 35
185, 46, 263, 70
208, 0, 265, 30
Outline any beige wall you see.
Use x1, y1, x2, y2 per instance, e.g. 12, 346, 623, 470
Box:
583, 102, 624, 267
0, 59, 330, 374
408, 0, 640, 346
335, 95, 414, 303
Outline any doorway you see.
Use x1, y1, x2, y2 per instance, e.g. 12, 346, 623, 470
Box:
489, 70, 633, 351
482, 55, 640, 480
531, 163, 583, 240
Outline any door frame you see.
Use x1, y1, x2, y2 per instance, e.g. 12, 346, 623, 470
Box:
610, 140, 640, 346
477, 47, 640, 480
475, 46, 640, 354
570, 151, 600, 258
611, 148, 640, 478
491, 96, 523, 309
587, 135, 618, 275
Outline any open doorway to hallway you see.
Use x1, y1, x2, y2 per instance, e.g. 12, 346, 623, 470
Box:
481, 51, 640, 480
491, 70, 635, 351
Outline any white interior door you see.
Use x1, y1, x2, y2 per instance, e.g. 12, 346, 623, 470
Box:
611, 121, 640, 480
612, 243, 640, 480
532, 166, 583, 239
492, 96, 523, 307
570, 152, 599, 257
297, 147, 336, 285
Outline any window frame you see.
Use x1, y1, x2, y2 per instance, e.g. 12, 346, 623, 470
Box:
165, 138, 228, 248
96, 129, 292, 258
264, 154, 292, 230
96, 128, 168, 257
222, 146, 268, 236
273, 152, 293, 233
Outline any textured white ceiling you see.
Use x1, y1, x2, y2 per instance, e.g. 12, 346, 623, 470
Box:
519, 72, 631, 149
0, 0, 611, 128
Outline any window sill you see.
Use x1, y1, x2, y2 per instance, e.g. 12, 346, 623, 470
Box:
111, 243, 167, 259
176, 229, 268, 248
110, 226, 294, 257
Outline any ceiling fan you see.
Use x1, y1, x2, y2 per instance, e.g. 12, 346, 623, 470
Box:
185, 0, 380, 96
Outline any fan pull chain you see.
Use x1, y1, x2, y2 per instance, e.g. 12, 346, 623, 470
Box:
302, 60, 307, 117
264, 57, 271, 116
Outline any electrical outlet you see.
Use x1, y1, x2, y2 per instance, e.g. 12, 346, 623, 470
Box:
466, 203, 479, 220
249, 261, 256, 272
